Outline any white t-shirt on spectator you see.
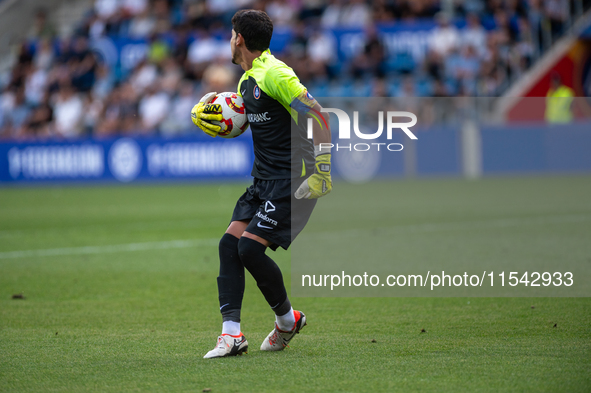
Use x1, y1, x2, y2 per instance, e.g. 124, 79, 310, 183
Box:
207, 0, 237, 14
131, 63, 158, 93
266, 1, 294, 26
25, 68, 48, 106
95, 0, 121, 19
340, 3, 371, 27
320, 4, 342, 28
0, 90, 15, 113
429, 25, 460, 56
128, 15, 155, 37
0, 90, 14, 128
161, 93, 195, 135
308, 32, 336, 63
462, 26, 487, 57
54, 94, 84, 138
187, 37, 231, 64
139, 92, 170, 129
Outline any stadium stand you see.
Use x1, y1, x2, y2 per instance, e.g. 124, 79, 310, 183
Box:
0, 0, 590, 140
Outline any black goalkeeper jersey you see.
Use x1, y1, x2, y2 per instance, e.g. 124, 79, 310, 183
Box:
237, 50, 315, 180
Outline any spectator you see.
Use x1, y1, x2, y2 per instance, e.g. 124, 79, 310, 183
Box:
545, 0, 569, 36
92, 64, 116, 100
95, 87, 122, 137
456, 45, 481, 94
462, 13, 487, 58
121, 0, 148, 17
307, 29, 337, 78
94, 0, 121, 20
24, 96, 54, 139
119, 82, 140, 132
321, 0, 344, 28
187, 31, 231, 79
429, 12, 460, 57
202, 61, 237, 93
87, 13, 107, 38
187, 32, 230, 65
515, 17, 535, 70
24, 66, 48, 106
83, 94, 104, 133
266, 0, 297, 27
160, 58, 183, 94
128, 7, 156, 37
161, 83, 196, 136
34, 39, 56, 71
340, 0, 372, 27
2, 0, 587, 141
70, 37, 98, 92
147, 34, 171, 65
396, 76, 420, 113
130, 59, 159, 94
139, 83, 170, 132
53, 84, 84, 138
152, 0, 172, 34
545, 72, 574, 123
456, 45, 480, 81
351, 27, 386, 78
28, 9, 57, 40
3, 88, 30, 138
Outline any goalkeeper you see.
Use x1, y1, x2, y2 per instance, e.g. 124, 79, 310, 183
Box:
191, 9, 331, 359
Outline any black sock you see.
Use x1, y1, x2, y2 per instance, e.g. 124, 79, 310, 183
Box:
238, 237, 292, 316
217, 233, 244, 322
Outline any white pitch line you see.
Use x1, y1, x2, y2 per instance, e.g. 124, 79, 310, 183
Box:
0, 218, 227, 240
1, 214, 589, 260
0, 238, 219, 260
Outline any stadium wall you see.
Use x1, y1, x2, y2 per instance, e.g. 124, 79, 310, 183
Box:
0, 134, 254, 184
1, 122, 590, 185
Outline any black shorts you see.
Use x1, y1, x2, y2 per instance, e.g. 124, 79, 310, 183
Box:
231, 178, 317, 251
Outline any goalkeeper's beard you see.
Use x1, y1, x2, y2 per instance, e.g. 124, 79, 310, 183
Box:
231, 51, 240, 65
231, 46, 239, 65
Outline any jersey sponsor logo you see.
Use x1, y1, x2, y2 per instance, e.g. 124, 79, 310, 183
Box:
255, 211, 278, 226
253, 85, 261, 99
264, 201, 276, 213
247, 112, 271, 123
241, 89, 246, 96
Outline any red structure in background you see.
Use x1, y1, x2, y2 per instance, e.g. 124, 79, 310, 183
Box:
506, 39, 591, 122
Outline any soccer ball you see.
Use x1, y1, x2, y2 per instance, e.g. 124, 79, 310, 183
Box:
210, 92, 249, 138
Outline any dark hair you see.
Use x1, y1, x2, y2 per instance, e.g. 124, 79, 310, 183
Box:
231, 10, 273, 52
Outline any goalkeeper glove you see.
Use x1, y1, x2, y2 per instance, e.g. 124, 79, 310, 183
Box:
191, 92, 223, 137
295, 153, 332, 199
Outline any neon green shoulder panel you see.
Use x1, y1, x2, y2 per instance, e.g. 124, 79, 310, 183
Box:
244, 50, 306, 113
236, 72, 249, 97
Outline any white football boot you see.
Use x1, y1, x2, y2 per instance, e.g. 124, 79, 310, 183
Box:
203, 333, 248, 359
260, 310, 307, 351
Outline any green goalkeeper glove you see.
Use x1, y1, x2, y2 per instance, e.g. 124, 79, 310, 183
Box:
295, 153, 332, 199
191, 92, 223, 137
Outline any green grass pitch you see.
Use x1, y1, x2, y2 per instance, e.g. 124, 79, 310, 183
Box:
1, 176, 590, 392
